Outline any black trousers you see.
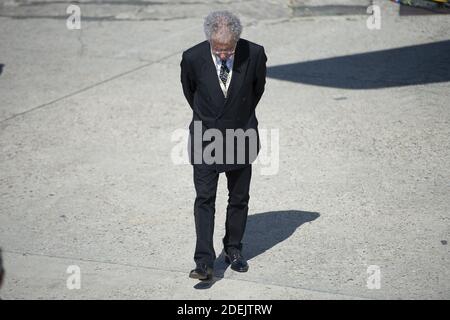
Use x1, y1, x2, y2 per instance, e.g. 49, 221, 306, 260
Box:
193, 164, 252, 268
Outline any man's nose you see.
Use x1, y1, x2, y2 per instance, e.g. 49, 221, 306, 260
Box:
219, 53, 227, 60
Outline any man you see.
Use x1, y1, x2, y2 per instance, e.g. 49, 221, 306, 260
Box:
0, 248, 4, 296
180, 10, 267, 280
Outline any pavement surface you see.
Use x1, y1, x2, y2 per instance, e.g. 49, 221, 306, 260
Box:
0, 0, 449, 299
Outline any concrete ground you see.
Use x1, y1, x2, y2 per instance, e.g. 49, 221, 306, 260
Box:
0, 0, 449, 299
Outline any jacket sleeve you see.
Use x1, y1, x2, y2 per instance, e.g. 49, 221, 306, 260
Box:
180, 52, 196, 109
253, 46, 267, 108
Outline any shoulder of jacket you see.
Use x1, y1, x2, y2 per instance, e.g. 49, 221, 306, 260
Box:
240, 38, 264, 52
183, 40, 209, 59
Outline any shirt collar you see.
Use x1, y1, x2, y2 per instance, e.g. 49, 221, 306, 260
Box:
211, 50, 234, 69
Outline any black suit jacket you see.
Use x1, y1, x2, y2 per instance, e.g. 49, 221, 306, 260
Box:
180, 38, 267, 172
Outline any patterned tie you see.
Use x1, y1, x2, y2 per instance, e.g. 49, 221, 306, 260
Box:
219, 59, 229, 86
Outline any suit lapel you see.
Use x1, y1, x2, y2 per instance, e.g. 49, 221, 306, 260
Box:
199, 39, 251, 116
200, 42, 227, 110
219, 39, 250, 116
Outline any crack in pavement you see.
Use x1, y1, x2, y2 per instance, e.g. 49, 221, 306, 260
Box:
0, 49, 182, 125
14, 0, 240, 6
1, 0, 287, 21
0, 14, 193, 21
7, 45, 153, 63
3, 249, 374, 300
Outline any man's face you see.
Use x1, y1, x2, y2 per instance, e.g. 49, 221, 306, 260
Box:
210, 37, 236, 61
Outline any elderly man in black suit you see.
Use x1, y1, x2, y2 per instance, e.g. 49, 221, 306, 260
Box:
0, 248, 4, 295
180, 10, 267, 280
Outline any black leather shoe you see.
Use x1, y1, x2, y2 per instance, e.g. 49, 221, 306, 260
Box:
224, 249, 249, 272
189, 263, 213, 280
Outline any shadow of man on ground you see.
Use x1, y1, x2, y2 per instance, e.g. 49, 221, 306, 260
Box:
194, 210, 320, 289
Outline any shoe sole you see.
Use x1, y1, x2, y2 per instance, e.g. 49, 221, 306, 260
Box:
189, 271, 213, 281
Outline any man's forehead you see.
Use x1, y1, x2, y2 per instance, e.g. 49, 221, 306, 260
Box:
211, 37, 235, 48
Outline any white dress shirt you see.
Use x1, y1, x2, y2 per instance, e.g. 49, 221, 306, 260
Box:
211, 51, 234, 98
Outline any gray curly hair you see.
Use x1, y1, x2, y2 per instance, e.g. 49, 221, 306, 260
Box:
203, 10, 243, 43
